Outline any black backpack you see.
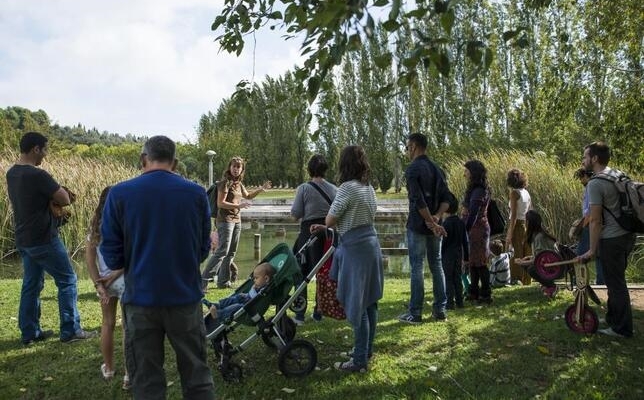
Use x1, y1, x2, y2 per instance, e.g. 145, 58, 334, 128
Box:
206, 182, 219, 218
487, 199, 506, 235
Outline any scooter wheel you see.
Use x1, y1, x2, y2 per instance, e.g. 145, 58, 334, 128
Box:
564, 304, 599, 334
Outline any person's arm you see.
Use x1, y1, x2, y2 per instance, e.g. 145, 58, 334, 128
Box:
85, 240, 108, 303
51, 187, 71, 206
100, 191, 124, 271
290, 185, 305, 220
505, 189, 519, 246
245, 180, 272, 199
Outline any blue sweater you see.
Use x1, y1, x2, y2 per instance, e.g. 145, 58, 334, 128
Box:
100, 170, 211, 306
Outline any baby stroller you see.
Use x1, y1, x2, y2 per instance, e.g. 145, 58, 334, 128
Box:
535, 244, 602, 334
203, 231, 336, 382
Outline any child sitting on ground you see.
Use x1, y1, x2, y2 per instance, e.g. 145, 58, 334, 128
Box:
514, 210, 559, 298
488, 240, 512, 288
207, 262, 275, 323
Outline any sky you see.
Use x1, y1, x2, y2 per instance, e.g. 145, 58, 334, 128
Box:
0, 0, 303, 143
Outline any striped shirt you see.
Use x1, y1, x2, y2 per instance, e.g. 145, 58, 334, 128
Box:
329, 180, 377, 236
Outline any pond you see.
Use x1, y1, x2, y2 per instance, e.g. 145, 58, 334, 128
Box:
0, 222, 410, 280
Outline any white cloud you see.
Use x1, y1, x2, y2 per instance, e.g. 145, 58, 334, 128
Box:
0, 0, 302, 142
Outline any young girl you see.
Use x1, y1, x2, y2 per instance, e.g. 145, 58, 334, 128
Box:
85, 186, 128, 388
514, 210, 559, 298
201, 156, 271, 290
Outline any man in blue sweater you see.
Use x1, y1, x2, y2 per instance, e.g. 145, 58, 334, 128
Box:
101, 136, 215, 399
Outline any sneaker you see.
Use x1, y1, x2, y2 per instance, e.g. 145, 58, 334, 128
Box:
216, 281, 232, 289
311, 311, 323, 322
292, 316, 305, 326
334, 359, 367, 373
398, 313, 422, 324
340, 348, 373, 360
22, 329, 54, 346
431, 312, 447, 322
597, 327, 627, 338
101, 363, 115, 380
61, 329, 98, 343
122, 374, 131, 390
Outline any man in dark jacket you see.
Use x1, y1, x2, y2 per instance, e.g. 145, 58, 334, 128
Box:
398, 133, 450, 324
101, 135, 215, 399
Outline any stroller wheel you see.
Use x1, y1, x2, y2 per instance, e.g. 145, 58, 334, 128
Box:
564, 304, 599, 334
534, 250, 564, 281
261, 316, 296, 348
220, 361, 243, 383
289, 295, 307, 313
278, 339, 317, 377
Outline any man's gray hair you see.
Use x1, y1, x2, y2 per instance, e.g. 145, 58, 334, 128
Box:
141, 136, 176, 163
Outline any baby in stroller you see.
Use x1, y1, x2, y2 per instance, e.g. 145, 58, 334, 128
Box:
205, 262, 275, 325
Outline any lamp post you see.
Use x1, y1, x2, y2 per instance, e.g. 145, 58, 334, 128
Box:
206, 150, 216, 187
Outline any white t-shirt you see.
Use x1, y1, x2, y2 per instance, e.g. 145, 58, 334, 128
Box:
510, 188, 531, 220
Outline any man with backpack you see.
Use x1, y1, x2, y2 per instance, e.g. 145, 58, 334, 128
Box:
580, 141, 637, 338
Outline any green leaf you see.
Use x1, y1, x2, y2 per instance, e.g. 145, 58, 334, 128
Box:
268, 11, 282, 20
211, 15, 227, 31
406, 8, 428, 19
382, 20, 401, 32
373, 52, 393, 69
373, 0, 389, 6
440, 9, 455, 36
307, 76, 321, 104
389, 0, 401, 21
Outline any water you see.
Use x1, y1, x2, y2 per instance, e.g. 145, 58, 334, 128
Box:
1, 222, 409, 280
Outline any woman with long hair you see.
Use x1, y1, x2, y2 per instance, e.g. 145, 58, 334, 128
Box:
462, 160, 492, 304
201, 156, 271, 290
311, 145, 383, 373
85, 186, 129, 389
505, 168, 532, 285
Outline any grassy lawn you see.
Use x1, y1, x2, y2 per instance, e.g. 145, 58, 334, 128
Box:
0, 278, 642, 400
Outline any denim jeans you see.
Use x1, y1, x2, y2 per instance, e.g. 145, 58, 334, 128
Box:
201, 221, 241, 287
123, 302, 215, 399
407, 229, 446, 317
351, 302, 378, 366
577, 226, 605, 284
17, 237, 81, 341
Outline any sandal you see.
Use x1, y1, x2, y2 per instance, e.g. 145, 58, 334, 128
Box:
100, 363, 115, 380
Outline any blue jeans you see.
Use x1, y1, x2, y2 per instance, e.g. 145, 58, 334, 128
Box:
407, 229, 446, 317
201, 222, 241, 287
17, 237, 81, 341
213, 293, 248, 323
351, 302, 378, 366
577, 226, 604, 284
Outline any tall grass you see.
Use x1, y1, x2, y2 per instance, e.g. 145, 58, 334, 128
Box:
0, 150, 138, 264
1, 149, 641, 278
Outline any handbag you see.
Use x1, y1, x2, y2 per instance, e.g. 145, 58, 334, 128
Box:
487, 199, 506, 235
315, 237, 346, 320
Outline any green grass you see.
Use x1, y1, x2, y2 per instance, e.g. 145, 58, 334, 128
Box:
1, 278, 643, 399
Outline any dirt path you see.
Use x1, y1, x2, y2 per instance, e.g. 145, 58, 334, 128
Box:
591, 286, 644, 310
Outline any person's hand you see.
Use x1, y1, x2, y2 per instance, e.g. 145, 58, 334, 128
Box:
210, 231, 219, 251
239, 199, 251, 209
310, 224, 326, 234
96, 269, 123, 289
425, 219, 446, 237
575, 250, 594, 264
95, 283, 109, 304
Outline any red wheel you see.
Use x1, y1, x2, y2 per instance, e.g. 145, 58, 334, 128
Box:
534, 250, 564, 281
564, 304, 599, 334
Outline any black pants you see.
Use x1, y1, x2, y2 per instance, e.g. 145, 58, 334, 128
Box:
469, 265, 491, 300
443, 255, 464, 306
599, 233, 636, 337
